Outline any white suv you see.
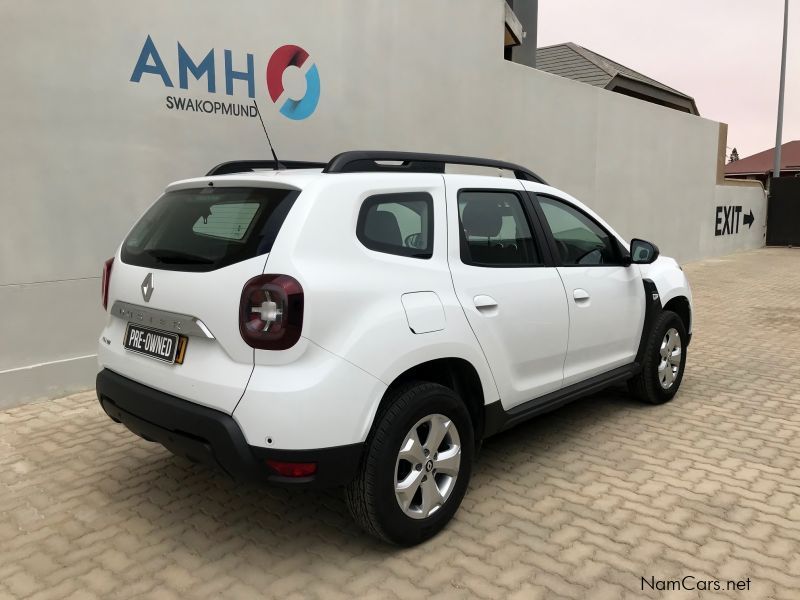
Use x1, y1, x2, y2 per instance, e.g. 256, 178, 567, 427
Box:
97, 151, 692, 545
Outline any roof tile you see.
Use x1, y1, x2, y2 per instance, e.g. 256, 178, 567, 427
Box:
536, 42, 697, 113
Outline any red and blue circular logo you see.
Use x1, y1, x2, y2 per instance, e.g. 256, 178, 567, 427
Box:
266, 45, 320, 121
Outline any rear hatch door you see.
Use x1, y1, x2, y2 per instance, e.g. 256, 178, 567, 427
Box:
100, 183, 299, 414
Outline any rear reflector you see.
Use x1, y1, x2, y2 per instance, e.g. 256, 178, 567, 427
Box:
101, 257, 114, 310
265, 459, 317, 478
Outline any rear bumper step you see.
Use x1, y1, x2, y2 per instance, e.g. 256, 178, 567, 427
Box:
96, 369, 362, 488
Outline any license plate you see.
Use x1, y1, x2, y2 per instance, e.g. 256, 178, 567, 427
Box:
123, 323, 185, 364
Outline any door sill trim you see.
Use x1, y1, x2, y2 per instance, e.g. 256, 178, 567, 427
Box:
483, 363, 640, 437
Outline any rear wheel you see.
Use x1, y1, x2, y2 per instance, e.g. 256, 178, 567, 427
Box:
628, 310, 687, 404
345, 381, 474, 545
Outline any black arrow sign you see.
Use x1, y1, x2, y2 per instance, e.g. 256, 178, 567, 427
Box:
743, 210, 754, 229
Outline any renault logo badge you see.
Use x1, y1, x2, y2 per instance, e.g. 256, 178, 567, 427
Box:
141, 273, 155, 302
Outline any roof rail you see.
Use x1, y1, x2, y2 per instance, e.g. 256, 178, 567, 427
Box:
323, 151, 547, 184
206, 160, 327, 176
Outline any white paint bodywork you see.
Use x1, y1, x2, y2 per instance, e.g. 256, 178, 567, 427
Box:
521, 181, 647, 383
98, 252, 268, 413
444, 175, 569, 408
98, 170, 693, 450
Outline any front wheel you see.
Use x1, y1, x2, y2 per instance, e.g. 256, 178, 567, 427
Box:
628, 310, 688, 404
345, 381, 474, 545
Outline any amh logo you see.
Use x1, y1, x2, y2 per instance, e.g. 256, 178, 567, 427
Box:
130, 36, 321, 121
267, 45, 320, 121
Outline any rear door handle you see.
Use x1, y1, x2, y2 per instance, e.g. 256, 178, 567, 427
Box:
473, 295, 498, 311
573, 288, 590, 302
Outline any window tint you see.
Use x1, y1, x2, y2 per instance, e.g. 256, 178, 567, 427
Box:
356, 193, 433, 258
538, 196, 620, 266
458, 191, 541, 267
121, 187, 298, 272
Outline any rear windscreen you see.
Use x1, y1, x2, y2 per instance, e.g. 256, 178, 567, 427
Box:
121, 187, 299, 271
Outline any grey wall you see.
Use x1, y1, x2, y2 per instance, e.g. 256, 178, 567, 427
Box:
0, 0, 766, 407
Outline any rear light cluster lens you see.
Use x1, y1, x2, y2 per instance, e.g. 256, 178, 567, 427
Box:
239, 274, 304, 350
101, 257, 114, 310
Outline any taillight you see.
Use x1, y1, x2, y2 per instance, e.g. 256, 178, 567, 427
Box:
240, 274, 304, 350
101, 257, 114, 310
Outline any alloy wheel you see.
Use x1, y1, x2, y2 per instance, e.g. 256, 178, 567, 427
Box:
394, 414, 461, 519
657, 327, 682, 389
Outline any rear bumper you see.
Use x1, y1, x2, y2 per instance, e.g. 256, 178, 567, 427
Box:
96, 369, 362, 488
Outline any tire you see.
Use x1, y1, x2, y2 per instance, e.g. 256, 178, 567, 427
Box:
628, 310, 688, 404
345, 381, 474, 546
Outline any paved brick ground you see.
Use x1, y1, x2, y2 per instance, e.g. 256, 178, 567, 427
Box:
2, 248, 800, 599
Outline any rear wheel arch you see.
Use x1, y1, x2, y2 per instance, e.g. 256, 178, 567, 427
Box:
378, 358, 486, 445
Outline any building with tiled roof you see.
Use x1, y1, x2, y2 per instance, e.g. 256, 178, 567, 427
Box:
536, 42, 699, 115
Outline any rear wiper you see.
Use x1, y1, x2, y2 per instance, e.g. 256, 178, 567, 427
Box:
144, 249, 213, 265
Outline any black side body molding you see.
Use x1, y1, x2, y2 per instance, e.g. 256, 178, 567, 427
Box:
483, 363, 641, 437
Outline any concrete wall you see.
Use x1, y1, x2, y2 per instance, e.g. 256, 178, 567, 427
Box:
0, 0, 766, 407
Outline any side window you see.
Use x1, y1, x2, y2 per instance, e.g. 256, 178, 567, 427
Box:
538, 196, 620, 266
356, 192, 433, 258
458, 190, 541, 267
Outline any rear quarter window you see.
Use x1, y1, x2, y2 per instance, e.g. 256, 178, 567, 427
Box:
121, 187, 299, 271
356, 192, 434, 259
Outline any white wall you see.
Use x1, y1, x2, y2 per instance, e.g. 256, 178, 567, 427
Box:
0, 0, 766, 407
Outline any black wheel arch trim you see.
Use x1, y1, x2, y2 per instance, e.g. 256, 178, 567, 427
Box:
635, 278, 663, 364
643, 282, 693, 350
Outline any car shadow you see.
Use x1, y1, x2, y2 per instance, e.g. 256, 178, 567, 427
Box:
100, 384, 652, 556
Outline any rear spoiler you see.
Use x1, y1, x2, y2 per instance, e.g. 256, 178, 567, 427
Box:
206, 160, 326, 176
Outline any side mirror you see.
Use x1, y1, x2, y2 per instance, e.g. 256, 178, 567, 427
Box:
630, 239, 660, 264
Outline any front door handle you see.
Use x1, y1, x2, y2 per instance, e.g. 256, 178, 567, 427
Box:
473, 295, 498, 311
573, 288, 590, 303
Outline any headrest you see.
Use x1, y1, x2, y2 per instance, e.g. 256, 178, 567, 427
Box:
462, 201, 503, 238
365, 209, 402, 247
